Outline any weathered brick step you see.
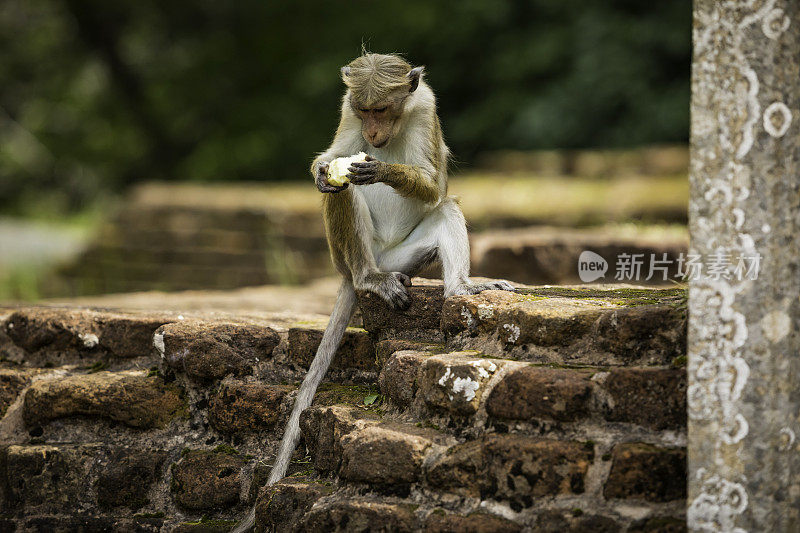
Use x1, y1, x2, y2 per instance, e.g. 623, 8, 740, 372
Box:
291, 404, 686, 529
4, 517, 239, 533
0, 442, 255, 531
1, 443, 170, 515
255, 482, 685, 533
1, 515, 165, 533
21, 369, 187, 431
380, 349, 687, 430
255, 484, 526, 532
158, 319, 375, 382
1, 307, 376, 382
4, 363, 389, 444
359, 281, 687, 366
1, 307, 179, 367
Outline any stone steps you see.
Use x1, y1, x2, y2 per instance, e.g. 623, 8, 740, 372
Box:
359, 283, 687, 366
2, 307, 375, 382
0, 280, 688, 531
380, 350, 686, 432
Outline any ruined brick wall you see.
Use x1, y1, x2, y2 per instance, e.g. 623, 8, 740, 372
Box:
1, 281, 687, 532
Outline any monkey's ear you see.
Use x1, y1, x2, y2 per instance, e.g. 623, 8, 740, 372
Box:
407, 66, 425, 92
341, 66, 351, 81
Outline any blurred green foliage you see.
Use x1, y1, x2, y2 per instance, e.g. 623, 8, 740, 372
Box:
0, 0, 689, 213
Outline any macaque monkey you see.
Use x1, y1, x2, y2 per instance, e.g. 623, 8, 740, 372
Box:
232, 53, 513, 532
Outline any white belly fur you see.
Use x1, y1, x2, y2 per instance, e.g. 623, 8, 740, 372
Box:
357, 183, 429, 250
351, 135, 436, 250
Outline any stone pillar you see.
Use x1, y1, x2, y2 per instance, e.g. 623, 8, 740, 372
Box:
688, 1, 799, 531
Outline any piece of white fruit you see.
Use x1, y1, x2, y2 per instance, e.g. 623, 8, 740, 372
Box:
326, 152, 368, 186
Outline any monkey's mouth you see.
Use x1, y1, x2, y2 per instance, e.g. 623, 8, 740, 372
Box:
372, 139, 388, 148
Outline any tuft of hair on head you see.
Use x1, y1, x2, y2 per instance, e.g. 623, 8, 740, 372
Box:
341, 53, 422, 107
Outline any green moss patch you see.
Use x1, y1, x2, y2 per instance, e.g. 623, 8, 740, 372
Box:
516, 286, 686, 308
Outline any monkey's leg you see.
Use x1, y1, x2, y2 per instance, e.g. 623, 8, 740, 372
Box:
378, 197, 515, 297
324, 189, 412, 309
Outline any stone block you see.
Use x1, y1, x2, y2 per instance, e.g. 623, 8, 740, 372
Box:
95, 449, 168, 509
601, 368, 687, 430
423, 512, 522, 532
427, 435, 593, 510
357, 283, 445, 337
300, 499, 418, 532
6, 444, 102, 511
0, 368, 32, 418
486, 366, 594, 422
254, 476, 333, 533
418, 353, 502, 415
23, 371, 185, 429
378, 350, 428, 408
156, 321, 279, 380
170, 448, 248, 511
299, 405, 379, 473
603, 443, 686, 502
339, 424, 436, 484
209, 380, 290, 434
288, 326, 375, 371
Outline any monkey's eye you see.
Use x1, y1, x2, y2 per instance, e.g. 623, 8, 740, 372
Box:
359, 108, 369, 113
375, 107, 387, 113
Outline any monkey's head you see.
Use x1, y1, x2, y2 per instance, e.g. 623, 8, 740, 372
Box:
341, 54, 424, 149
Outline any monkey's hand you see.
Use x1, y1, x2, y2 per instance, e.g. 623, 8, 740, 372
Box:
315, 161, 349, 193
347, 155, 384, 185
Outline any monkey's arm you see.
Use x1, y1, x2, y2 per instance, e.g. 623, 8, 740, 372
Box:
348, 158, 441, 204
311, 107, 365, 193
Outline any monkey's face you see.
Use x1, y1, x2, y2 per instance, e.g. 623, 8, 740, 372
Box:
354, 98, 404, 148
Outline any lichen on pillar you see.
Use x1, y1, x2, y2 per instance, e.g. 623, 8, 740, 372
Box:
688, 1, 799, 531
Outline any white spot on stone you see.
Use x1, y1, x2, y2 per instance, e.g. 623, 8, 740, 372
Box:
452, 376, 480, 402
763, 102, 792, 137
726, 358, 750, 405
438, 367, 452, 387
762, 223, 771, 234
460, 306, 475, 328
79, 333, 99, 348
177, 315, 184, 320
469, 360, 497, 379
476, 304, 495, 320
7, 322, 13, 329
732, 208, 745, 230
736, 66, 760, 159
502, 323, 520, 344
779, 427, 796, 451
688, 475, 748, 532
478, 500, 518, 520
721, 413, 749, 445
761, 310, 790, 343
153, 332, 165, 358
762, 8, 790, 39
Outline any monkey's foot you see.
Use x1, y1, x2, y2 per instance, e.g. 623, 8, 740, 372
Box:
445, 280, 516, 297
360, 271, 412, 310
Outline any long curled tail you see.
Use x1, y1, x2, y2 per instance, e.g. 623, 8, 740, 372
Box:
231, 281, 357, 533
